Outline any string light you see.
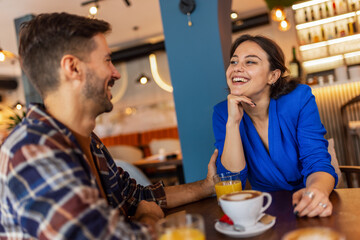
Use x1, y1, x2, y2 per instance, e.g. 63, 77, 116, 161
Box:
279, 19, 291, 31
15, 103, 22, 110
0, 51, 5, 62
271, 7, 285, 22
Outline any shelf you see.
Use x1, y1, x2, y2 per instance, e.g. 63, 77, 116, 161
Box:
299, 33, 360, 51
311, 77, 360, 89
296, 11, 358, 29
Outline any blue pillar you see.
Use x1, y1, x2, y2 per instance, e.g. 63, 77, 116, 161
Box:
159, 0, 231, 182
14, 14, 43, 106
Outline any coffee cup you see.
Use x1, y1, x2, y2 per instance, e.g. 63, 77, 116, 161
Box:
219, 190, 272, 228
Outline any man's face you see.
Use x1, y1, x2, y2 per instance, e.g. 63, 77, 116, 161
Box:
82, 34, 121, 115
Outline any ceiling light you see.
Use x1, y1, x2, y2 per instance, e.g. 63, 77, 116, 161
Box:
149, 53, 173, 92
230, 12, 238, 20
136, 74, 150, 85
89, 5, 98, 16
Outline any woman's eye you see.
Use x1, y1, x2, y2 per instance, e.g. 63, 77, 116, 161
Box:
230, 60, 238, 65
246, 60, 256, 64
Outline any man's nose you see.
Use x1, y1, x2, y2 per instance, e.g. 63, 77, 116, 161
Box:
111, 64, 121, 80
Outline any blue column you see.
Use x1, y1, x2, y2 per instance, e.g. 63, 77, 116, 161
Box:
159, 0, 231, 182
14, 14, 43, 106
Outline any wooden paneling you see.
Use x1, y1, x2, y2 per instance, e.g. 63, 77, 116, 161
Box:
312, 81, 360, 165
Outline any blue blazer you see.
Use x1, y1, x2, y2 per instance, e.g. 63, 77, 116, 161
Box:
212, 84, 338, 192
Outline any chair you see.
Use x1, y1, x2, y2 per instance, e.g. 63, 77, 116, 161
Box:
340, 94, 360, 165
114, 159, 152, 186
149, 138, 181, 155
339, 166, 360, 188
328, 138, 342, 188
106, 145, 143, 164
148, 138, 182, 186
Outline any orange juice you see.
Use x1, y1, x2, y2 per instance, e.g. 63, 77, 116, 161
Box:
159, 227, 205, 240
215, 180, 242, 199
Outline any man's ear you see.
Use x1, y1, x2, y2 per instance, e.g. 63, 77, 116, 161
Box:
60, 55, 83, 81
268, 69, 281, 85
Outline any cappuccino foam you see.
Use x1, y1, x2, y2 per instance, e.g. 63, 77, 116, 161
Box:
221, 191, 261, 201
283, 228, 344, 240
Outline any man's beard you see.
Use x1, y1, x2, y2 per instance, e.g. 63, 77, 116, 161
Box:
84, 69, 113, 114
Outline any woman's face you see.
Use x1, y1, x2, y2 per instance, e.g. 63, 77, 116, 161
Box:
226, 40, 278, 99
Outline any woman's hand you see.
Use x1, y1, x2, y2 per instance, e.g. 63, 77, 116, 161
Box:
227, 94, 255, 125
292, 187, 332, 217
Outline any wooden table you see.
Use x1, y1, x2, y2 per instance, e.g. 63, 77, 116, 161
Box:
133, 155, 184, 184
165, 189, 360, 240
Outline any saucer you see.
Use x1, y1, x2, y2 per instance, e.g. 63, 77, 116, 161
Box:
214, 219, 276, 238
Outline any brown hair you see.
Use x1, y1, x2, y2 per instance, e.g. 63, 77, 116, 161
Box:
230, 34, 298, 99
19, 12, 111, 97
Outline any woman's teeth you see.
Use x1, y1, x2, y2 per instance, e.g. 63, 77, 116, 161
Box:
233, 77, 248, 83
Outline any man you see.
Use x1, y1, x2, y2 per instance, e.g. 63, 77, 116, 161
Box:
0, 12, 217, 239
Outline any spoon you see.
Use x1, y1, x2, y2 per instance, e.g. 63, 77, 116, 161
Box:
233, 223, 246, 232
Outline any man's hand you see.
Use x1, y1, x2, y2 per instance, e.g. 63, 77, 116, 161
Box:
205, 149, 218, 192
134, 200, 164, 239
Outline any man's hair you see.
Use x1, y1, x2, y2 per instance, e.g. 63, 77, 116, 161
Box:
19, 12, 111, 97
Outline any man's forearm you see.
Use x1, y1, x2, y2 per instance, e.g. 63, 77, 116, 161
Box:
164, 178, 215, 209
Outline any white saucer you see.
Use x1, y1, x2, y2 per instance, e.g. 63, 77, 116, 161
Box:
214, 219, 276, 238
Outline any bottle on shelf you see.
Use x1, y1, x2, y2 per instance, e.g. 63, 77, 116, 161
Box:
304, 9, 309, 22
334, 25, 339, 38
319, 6, 324, 19
311, 8, 315, 21
321, 25, 326, 40
339, 23, 346, 37
325, 3, 331, 17
332, 0, 337, 15
351, 0, 356, 11
289, 47, 302, 80
348, 19, 355, 34
313, 29, 320, 42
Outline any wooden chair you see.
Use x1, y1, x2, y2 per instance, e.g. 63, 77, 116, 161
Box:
339, 165, 360, 188
340, 94, 360, 165
106, 145, 143, 164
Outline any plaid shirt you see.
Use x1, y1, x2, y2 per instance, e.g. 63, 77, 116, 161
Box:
0, 104, 166, 239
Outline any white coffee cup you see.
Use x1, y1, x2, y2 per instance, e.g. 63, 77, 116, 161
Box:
219, 190, 272, 228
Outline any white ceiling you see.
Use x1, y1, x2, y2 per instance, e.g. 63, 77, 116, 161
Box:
0, 0, 268, 54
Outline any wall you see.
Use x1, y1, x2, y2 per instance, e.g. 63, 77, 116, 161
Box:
94, 51, 177, 137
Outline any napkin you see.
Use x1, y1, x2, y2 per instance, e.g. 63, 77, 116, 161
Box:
219, 214, 276, 225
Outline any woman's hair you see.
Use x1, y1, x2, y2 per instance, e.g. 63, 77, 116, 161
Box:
230, 34, 298, 99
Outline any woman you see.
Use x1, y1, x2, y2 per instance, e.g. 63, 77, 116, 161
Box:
212, 35, 337, 218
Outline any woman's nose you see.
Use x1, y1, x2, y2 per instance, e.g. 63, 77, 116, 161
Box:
233, 63, 244, 72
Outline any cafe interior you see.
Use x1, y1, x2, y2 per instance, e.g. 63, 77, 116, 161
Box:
1, 0, 360, 239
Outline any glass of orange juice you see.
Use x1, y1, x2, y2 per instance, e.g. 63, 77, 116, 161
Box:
214, 172, 242, 200
157, 213, 205, 240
